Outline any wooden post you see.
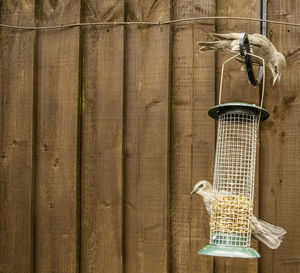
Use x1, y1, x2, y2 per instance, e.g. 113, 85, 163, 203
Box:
260, 1, 300, 272
0, 1, 35, 272
34, 1, 81, 272
170, 1, 215, 273
124, 1, 171, 272
80, 1, 124, 273
214, 0, 261, 273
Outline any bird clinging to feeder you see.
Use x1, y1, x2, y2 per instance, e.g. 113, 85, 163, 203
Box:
189, 101, 271, 258
198, 33, 286, 85
189, 36, 286, 258
190, 180, 286, 250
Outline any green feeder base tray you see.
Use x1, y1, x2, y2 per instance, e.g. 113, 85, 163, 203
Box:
198, 245, 260, 258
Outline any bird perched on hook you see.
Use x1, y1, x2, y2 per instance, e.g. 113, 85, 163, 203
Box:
198, 33, 286, 85
190, 180, 287, 249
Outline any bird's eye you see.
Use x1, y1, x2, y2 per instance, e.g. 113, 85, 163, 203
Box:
198, 184, 203, 189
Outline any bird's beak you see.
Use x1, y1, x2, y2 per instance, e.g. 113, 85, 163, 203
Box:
273, 72, 279, 85
190, 188, 197, 196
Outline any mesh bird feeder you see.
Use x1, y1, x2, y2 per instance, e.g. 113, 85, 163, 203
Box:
199, 34, 269, 258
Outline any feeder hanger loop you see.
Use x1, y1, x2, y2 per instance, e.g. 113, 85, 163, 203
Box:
218, 34, 266, 109
239, 33, 258, 86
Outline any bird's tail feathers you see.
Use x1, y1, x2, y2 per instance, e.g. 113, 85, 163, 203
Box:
258, 219, 287, 237
253, 233, 282, 249
198, 41, 221, 52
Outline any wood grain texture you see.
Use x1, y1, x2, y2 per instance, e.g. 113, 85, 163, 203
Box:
170, 1, 215, 273
214, 1, 260, 273
1, 2, 300, 273
260, 1, 300, 273
215, 0, 261, 105
80, 1, 124, 273
124, 1, 170, 272
0, 1, 35, 272
34, 1, 81, 272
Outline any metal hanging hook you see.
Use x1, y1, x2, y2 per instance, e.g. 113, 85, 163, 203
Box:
218, 33, 266, 109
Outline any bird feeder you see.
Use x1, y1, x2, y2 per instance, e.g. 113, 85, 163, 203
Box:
199, 34, 269, 258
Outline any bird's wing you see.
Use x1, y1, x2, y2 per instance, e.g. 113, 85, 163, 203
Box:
204, 198, 213, 216
211, 33, 253, 53
203, 191, 216, 215
248, 33, 271, 47
213, 33, 242, 40
248, 34, 282, 64
212, 33, 280, 61
214, 33, 264, 47
212, 33, 264, 65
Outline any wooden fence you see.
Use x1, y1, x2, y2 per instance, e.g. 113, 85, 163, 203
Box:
0, 0, 299, 273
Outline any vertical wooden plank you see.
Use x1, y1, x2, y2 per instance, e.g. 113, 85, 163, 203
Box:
81, 1, 124, 273
214, 1, 260, 273
35, 1, 81, 272
0, 1, 35, 273
124, 1, 170, 272
260, 2, 300, 273
171, 1, 215, 273
216, 1, 261, 104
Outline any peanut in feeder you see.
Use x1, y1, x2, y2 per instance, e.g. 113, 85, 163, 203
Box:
198, 34, 269, 258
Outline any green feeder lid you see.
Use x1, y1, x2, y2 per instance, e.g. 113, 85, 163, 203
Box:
198, 244, 260, 258
208, 102, 269, 121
